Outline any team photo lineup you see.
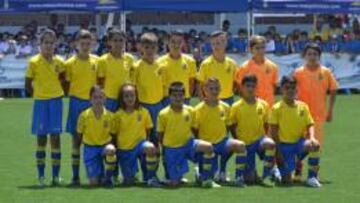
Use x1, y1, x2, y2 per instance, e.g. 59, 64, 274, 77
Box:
24, 26, 338, 190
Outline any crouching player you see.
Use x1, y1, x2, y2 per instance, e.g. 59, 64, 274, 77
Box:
229, 75, 276, 186
157, 82, 215, 187
269, 76, 321, 188
111, 83, 161, 187
77, 85, 117, 187
193, 78, 247, 187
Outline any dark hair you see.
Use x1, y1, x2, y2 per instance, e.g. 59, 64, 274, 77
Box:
118, 83, 140, 110
249, 35, 266, 48
210, 30, 227, 39
76, 29, 93, 41
89, 85, 103, 97
170, 29, 184, 37
168, 82, 185, 95
107, 28, 126, 40
40, 29, 57, 43
241, 74, 258, 85
280, 76, 297, 87
140, 32, 158, 45
302, 42, 322, 57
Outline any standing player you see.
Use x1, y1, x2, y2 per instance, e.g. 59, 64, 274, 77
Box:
235, 35, 278, 106
157, 82, 215, 187
97, 29, 135, 112
65, 29, 98, 185
25, 29, 65, 186
229, 75, 276, 186
196, 31, 238, 180
269, 76, 322, 188
293, 43, 338, 180
133, 32, 164, 146
193, 78, 247, 187
157, 30, 197, 106
77, 85, 117, 187
111, 83, 160, 187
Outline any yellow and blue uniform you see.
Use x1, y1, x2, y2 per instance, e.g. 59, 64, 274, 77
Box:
133, 59, 164, 144
26, 53, 65, 179
157, 54, 196, 106
111, 107, 156, 180
230, 98, 275, 178
269, 100, 319, 178
197, 55, 237, 105
26, 54, 65, 136
77, 108, 113, 178
65, 54, 98, 136
97, 53, 135, 112
157, 105, 201, 181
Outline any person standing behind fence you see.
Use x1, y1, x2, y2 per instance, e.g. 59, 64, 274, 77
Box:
25, 29, 65, 187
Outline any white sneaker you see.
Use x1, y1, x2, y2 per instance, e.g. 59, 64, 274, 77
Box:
38, 177, 46, 187
306, 177, 322, 188
201, 180, 221, 188
180, 177, 189, 184
147, 178, 162, 187
234, 177, 246, 187
271, 167, 282, 183
216, 172, 230, 183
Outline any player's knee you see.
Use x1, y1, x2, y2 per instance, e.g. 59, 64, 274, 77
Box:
198, 141, 213, 153
232, 139, 246, 153
262, 137, 275, 149
104, 144, 116, 156
144, 141, 156, 156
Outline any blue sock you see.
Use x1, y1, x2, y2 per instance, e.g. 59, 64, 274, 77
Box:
51, 149, 61, 178
308, 151, 320, 179
235, 151, 247, 178
36, 146, 46, 178
220, 154, 230, 173
71, 148, 80, 180
263, 148, 275, 178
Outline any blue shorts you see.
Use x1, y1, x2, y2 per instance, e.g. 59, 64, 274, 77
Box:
31, 97, 63, 136
83, 144, 105, 178
163, 139, 198, 181
279, 138, 307, 176
162, 97, 191, 107
66, 96, 91, 135
245, 136, 266, 174
117, 140, 147, 178
105, 98, 119, 113
141, 102, 164, 145
221, 96, 234, 106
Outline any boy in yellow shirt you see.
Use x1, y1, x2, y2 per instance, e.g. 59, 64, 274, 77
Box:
65, 29, 98, 185
269, 76, 321, 188
77, 85, 117, 187
25, 29, 65, 186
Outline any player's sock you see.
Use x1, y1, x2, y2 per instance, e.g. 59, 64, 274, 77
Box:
36, 146, 46, 178
105, 154, 117, 181
145, 155, 158, 179
71, 148, 80, 181
295, 160, 303, 176
308, 151, 320, 179
51, 148, 61, 178
263, 148, 275, 178
235, 151, 247, 179
201, 152, 215, 180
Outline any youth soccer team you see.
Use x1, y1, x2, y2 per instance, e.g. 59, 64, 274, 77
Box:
25, 28, 338, 188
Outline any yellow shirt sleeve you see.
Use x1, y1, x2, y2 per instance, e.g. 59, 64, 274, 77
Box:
229, 104, 238, 126
188, 57, 197, 78
304, 105, 315, 126
224, 104, 231, 126
157, 111, 166, 133
269, 106, 279, 125
197, 62, 207, 83
97, 57, 106, 78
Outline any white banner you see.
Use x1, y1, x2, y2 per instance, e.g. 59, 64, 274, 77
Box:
0, 53, 359, 89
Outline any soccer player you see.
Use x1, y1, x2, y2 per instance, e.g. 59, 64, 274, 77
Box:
292, 43, 338, 180
111, 83, 161, 187
196, 31, 238, 180
269, 76, 322, 188
157, 82, 215, 187
235, 35, 279, 106
157, 30, 197, 106
25, 29, 65, 186
77, 85, 117, 187
193, 78, 247, 187
97, 29, 135, 112
65, 29, 98, 185
229, 74, 276, 186
133, 32, 164, 146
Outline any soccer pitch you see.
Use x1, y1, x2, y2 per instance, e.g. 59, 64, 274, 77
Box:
0, 95, 359, 203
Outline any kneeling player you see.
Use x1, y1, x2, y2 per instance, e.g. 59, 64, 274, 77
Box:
157, 82, 215, 187
269, 76, 321, 188
230, 75, 276, 186
193, 78, 247, 187
77, 85, 117, 187
112, 83, 161, 187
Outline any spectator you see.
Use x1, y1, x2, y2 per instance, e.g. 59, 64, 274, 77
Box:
265, 32, 275, 53
274, 33, 286, 55
15, 35, 32, 58
310, 17, 330, 42
231, 28, 248, 54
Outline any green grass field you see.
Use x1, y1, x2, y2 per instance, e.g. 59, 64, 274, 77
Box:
0, 95, 359, 203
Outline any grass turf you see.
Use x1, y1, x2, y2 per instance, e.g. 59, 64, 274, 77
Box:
0, 95, 359, 203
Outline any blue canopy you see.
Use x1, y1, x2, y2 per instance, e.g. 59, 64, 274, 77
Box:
253, 0, 360, 14
122, 0, 249, 12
